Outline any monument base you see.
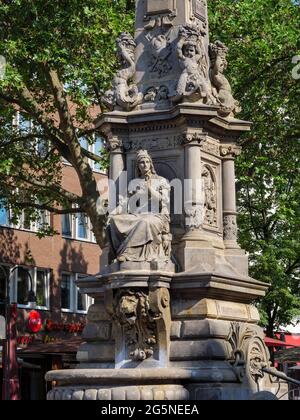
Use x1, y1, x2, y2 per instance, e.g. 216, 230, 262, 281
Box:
46, 365, 285, 400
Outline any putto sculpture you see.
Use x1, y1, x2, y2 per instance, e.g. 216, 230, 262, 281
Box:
107, 150, 171, 264
102, 33, 143, 111
173, 24, 214, 104
209, 41, 241, 117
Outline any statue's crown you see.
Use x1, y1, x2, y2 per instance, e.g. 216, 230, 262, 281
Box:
136, 149, 151, 161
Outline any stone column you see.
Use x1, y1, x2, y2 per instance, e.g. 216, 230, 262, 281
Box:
183, 133, 202, 235
108, 138, 125, 182
220, 145, 241, 249
107, 138, 125, 212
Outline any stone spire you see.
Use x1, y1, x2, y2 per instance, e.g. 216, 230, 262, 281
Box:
102, 0, 240, 118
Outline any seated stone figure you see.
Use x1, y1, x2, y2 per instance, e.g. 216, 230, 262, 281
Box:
107, 150, 171, 264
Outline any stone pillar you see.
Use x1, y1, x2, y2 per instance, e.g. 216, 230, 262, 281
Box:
183, 134, 202, 235
108, 138, 125, 182
107, 138, 125, 212
220, 145, 241, 249
178, 133, 217, 272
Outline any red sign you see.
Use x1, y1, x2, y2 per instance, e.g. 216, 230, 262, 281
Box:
17, 336, 35, 346
45, 319, 85, 333
27, 310, 43, 333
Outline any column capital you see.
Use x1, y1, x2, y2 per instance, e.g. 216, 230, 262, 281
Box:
181, 132, 207, 146
220, 145, 242, 158
106, 138, 124, 153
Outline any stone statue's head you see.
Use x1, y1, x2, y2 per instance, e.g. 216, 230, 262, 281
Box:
136, 150, 156, 178
183, 41, 197, 58
209, 41, 228, 72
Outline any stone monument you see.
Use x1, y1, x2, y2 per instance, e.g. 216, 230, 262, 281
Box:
46, 0, 280, 400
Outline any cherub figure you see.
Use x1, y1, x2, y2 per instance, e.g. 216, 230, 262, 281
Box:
173, 24, 214, 104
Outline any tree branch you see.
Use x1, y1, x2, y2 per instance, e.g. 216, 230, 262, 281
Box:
0, 89, 73, 162
16, 173, 81, 204
81, 147, 103, 162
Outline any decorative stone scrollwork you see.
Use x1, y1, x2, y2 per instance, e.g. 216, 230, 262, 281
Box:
247, 336, 270, 383
144, 0, 177, 29
185, 205, 203, 231
113, 288, 170, 362
106, 138, 123, 153
173, 24, 214, 104
209, 41, 241, 117
228, 322, 270, 384
146, 34, 173, 78
220, 145, 242, 158
180, 132, 206, 145
114, 289, 157, 361
202, 165, 217, 228
102, 33, 143, 112
180, 132, 220, 157
223, 215, 238, 241
124, 136, 181, 152
144, 85, 170, 102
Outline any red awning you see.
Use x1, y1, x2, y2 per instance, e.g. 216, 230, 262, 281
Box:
264, 337, 294, 347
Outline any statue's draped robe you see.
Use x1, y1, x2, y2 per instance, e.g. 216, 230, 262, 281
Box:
108, 175, 170, 262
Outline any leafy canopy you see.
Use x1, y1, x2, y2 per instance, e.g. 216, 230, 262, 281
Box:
209, 0, 300, 334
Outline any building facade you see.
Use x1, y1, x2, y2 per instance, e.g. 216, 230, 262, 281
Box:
0, 154, 107, 399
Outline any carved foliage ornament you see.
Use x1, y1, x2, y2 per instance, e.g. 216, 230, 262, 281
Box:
220, 145, 242, 158
102, 33, 143, 112
223, 215, 238, 241
144, 85, 169, 102
185, 205, 202, 231
181, 133, 220, 157
106, 138, 123, 152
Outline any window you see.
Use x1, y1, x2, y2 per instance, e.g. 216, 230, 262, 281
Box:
36, 270, 47, 308
17, 267, 30, 305
76, 213, 89, 240
92, 135, 105, 172
76, 275, 88, 313
0, 201, 9, 226
10, 266, 50, 310
35, 209, 50, 231
61, 212, 96, 243
61, 273, 93, 313
61, 273, 71, 311
37, 138, 49, 157
0, 198, 50, 233
0, 265, 8, 316
0, 265, 9, 304
14, 111, 48, 155
65, 134, 106, 173
62, 214, 72, 237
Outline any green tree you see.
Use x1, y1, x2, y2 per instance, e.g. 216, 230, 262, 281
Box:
0, 0, 299, 336
209, 0, 300, 336
0, 0, 134, 246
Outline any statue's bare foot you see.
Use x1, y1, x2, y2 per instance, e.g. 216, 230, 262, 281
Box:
118, 255, 126, 262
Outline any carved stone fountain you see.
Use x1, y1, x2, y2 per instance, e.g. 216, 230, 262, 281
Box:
46, 0, 280, 400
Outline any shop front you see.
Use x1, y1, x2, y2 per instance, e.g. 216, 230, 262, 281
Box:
1, 308, 85, 400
